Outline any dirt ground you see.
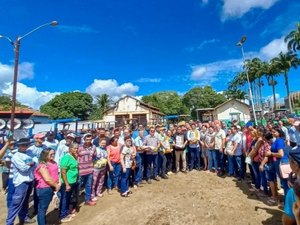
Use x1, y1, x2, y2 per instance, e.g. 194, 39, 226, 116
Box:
0, 170, 283, 225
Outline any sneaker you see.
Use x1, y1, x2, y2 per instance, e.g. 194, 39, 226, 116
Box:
60, 216, 73, 223
147, 180, 152, 184
91, 197, 98, 202
182, 170, 188, 174
267, 197, 278, 206
97, 193, 104, 198
24, 217, 36, 224
167, 171, 173, 175
161, 174, 168, 179
133, 185, 138, 189
85, 201, 96, 206
153, 176, 160, 181
107, 189, 113, 195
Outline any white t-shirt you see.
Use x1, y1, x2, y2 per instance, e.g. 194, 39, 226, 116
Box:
214, 129, 226, 149
231, 133, 242, 156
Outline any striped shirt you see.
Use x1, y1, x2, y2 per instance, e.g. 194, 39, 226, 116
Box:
77, 144, 95, 176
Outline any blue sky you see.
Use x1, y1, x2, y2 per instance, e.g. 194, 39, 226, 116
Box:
0, 0, 300, 109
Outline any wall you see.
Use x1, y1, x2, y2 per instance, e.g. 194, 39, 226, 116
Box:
215, 100, 250, 122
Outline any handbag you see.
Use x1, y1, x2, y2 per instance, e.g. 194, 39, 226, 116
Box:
93, 158, 107, 169
279, 163, 292, 179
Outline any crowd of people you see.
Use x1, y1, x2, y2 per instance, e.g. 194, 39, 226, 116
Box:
0, 117, 300, 225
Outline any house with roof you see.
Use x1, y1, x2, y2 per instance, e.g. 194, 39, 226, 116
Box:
102, 95, 165, 127
195, 99, 251, 123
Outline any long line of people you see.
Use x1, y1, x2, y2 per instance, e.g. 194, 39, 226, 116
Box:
0, 118, 300, 225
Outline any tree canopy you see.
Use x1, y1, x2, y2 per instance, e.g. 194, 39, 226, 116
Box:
40, 92, 93, 120
142, 91, 189, 115
0, 95, 27, 110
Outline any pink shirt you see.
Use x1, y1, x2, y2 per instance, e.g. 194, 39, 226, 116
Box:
107, 144, 121, 163
34, 161, 59, 189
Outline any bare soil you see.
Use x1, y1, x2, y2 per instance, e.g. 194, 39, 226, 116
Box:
0, 170, 282, 225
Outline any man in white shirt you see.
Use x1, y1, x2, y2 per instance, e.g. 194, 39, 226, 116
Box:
229, 126, 244, 181
187, 123, 200, 171
214, 124, 226, 175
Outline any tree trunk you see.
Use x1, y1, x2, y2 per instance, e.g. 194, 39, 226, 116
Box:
271, 76, 277, 111
284, 71, 292, 113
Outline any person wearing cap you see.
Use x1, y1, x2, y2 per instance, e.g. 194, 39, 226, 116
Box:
279, 120, 290, 145
6, 138, 36, 225
43, 131, 59, 152
55, 133, 75, 165
77, 133, 96, 206
289, 120, 300, 148
283, 147, 300, 225
74, 133, 83, 145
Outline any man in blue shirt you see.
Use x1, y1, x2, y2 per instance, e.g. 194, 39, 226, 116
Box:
6, 138, 36, 225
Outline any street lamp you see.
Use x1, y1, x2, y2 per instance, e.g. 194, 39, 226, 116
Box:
236, 35, 257, 126
0, 21, 58, 136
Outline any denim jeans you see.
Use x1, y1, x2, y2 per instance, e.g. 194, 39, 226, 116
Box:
6, 178, 15, 208
146, 154, 158, 179
107, 162, 121, 190
208, 149, 218, 171
121, 168, 131, 194
134, 153, 143, 184
165, 153, 173, 172
6, 181, 33, 225
189, 147, 200, 170
59, 183, 77, 219
227, 155, 234, 175
79, 173, 93, 202
233, 155, 244, 179
158, 152, 167, 176
252, 161, 268, 194
37, 187, 54, 225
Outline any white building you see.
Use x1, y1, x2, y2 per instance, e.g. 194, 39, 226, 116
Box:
102, 95, 164, 127
196, 99, 251, 122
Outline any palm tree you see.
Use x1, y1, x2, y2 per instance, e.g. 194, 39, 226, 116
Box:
265, 62, 280, 111
271, 52, 300, 112
95, 94, 112, 119
285, 22, 300, 52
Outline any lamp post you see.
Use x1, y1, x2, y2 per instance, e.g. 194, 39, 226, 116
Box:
0, 21, 58, 136
237, 35, 257, 126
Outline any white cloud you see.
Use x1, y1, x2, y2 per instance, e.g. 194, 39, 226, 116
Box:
190, 59, 242, 84
259, 37, 287, 59
265, 93, 284, 105
0, 62, 34, 85
2, 82, 60, 109
201, 0, 209, 5
185, 39, 220, 52
86, 79, 139, 100
136, 78, 161, 83
221, 0, 279, 21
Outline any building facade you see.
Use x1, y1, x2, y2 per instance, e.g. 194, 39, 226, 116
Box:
102, 95, 164, 127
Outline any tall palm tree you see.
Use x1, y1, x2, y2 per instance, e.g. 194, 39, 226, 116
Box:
95, 94, 112, 119
285, 22, 300, 52
271, 52, 300, 112
265, 62, 280, 111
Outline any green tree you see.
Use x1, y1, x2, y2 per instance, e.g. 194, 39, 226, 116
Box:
90, 94, 113, 120
285, 22, 300, 52
182, 86, 227, 119
223, 89, 247, 101
142, 91, 189, 115
0, 94, 27, 110
272, 51, 300, 112
40, 92, 93, 120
